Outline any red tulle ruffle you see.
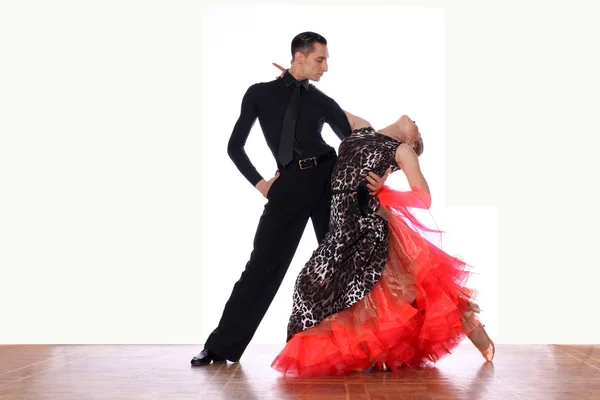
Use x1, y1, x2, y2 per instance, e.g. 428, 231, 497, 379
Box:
271, 186, 478, 377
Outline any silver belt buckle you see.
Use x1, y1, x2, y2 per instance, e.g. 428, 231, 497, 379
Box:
299, 157, 317, 170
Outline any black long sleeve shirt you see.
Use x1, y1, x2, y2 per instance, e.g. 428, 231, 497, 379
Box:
227, 70, 352, 187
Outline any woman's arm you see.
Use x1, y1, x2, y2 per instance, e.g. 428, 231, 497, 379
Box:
394, 143, 431, 209
344, 110, 372, 131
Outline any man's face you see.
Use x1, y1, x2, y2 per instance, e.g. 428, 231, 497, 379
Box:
299, 43, 329, 82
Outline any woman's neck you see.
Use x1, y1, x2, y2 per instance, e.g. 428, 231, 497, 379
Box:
378, 124, 405, 141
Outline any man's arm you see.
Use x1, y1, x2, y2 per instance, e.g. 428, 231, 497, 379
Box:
227, 84, 263, 187
325, 99, 353, 140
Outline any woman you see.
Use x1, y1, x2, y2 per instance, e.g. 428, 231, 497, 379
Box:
271, 112, 495, 377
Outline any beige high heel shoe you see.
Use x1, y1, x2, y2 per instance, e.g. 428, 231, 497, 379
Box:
459, 297, 495, 362
468, 323, 495, 362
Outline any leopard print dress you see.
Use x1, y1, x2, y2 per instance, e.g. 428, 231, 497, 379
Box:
286, 127, 402, 341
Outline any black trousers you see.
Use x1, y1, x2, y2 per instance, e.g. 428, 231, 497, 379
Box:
204, 156, 336, 361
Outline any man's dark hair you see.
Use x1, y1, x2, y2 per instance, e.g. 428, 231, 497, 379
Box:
291, 32, 327, 60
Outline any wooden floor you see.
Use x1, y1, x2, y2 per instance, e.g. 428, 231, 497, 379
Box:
1, 344, 599, 399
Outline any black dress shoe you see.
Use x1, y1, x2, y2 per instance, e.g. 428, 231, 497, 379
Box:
190, 348, 226, 366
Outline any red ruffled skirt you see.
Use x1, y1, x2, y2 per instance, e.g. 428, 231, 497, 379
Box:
271, 186, 478, 376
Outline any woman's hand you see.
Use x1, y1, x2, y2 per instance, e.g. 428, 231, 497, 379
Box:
272, 62, 287, 79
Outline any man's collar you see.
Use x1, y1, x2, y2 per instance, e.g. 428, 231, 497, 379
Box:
284, 69, 309, 90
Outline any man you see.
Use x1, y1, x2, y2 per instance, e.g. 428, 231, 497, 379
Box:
191, 31, 388, 366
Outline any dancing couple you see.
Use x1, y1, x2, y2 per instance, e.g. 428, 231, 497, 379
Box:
191, 31, 494, 376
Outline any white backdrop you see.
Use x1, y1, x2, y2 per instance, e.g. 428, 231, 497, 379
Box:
4, 1, 597, 346
200, 5, 498, 346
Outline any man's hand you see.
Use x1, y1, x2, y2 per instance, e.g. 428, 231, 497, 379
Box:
255, 171, 280, 198
272, 62, 287, 79
366, 167, 392, 195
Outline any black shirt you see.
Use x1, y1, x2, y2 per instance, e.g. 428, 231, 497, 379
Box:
227, 70, 352, 187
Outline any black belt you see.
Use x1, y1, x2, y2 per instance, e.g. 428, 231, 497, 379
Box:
282, 150, 336, 170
